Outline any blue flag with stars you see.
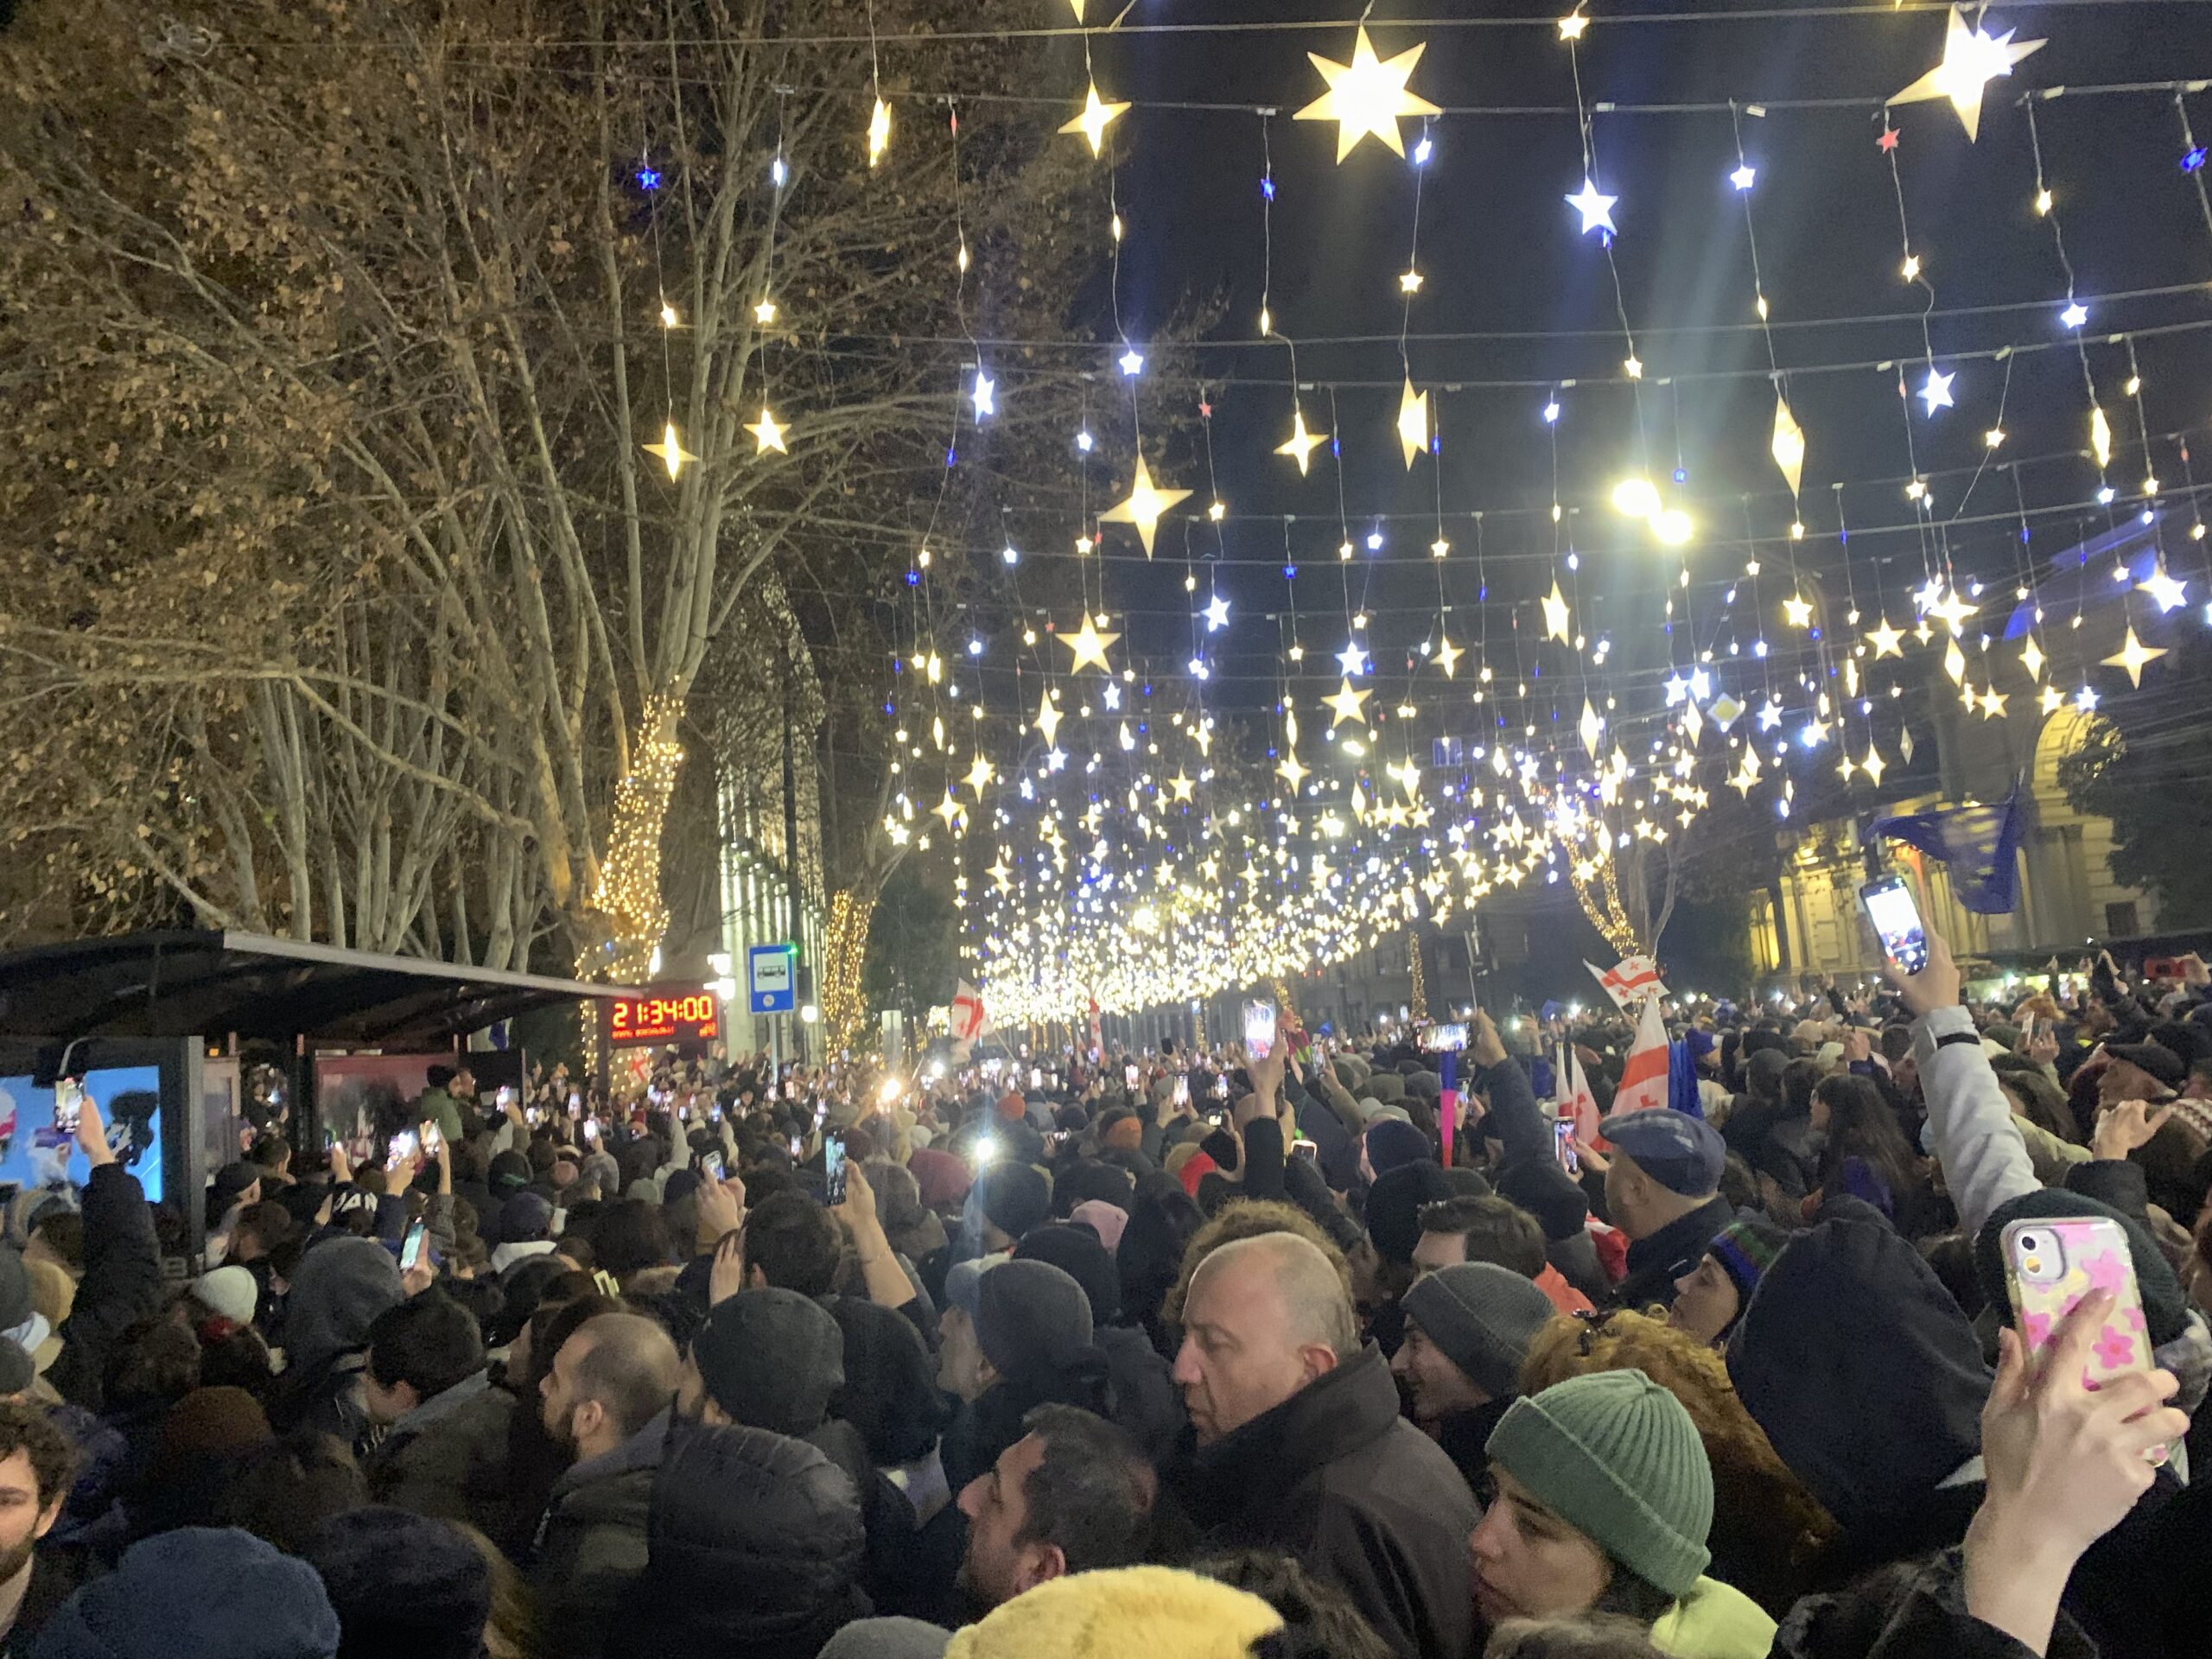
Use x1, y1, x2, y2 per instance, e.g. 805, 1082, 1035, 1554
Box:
1870, 788, 2024, 914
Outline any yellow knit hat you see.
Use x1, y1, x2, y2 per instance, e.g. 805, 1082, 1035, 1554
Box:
945, 1567, 1282, 1659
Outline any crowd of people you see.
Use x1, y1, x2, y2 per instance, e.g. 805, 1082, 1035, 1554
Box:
0, 933, 2207, 1659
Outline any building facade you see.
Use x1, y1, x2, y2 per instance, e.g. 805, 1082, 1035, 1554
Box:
702, 579, 828, 1062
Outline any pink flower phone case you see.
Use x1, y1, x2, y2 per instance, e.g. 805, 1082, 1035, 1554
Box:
2001, 1215, 2168, 1463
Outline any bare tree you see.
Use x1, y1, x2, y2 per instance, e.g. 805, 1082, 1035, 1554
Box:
0, 0, 1107, 970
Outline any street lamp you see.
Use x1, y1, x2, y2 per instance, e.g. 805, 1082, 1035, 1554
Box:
800, 1003, 820, 1026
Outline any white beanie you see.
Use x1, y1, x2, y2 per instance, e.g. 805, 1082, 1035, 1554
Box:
194, 1263, 258, 1326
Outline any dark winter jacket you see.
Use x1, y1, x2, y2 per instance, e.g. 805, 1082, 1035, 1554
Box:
601, 1421, 868, 1659
1166, 1346, 1479, 1659
1775, 1549, 2095, 1659
530, 1408, 670, 1659
362, 1369, 517, 1539
47, 1166, 162, 1412
1611, 1193, 1738, 1310
0, 1542, 101, 1658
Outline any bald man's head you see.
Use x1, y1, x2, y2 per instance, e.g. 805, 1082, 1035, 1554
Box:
1171, 1230, 1360, 1444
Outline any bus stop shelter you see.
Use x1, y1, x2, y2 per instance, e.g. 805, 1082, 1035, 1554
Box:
0, 930, 640, 1258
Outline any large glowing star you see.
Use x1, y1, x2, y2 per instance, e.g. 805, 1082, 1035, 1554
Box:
1033, 690, 1063, 745
1059, 613, 1121, 675
1276, 404, 1329, 474
1866, 618, 1906, 659
1096, 456, 1192, 556
1295, 27, 1441, 162
1059, 82, 1129, 157
2102, 626, 2166, 688
1541, 581, 1573, 643
1564, 178, 1617, 236
1888, 7, 2045, 143
963, 754, 997, 798
746, 407, 787, 454
1396, 380, 1430, 468
1324, 679, 1372, 727
643, 419, 698, 480
1433, 635, 1464, 677
1276, 752, 1311, 790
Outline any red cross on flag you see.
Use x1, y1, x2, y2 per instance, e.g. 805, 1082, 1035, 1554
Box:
949, 981, 988, 1044
1586, 955, 1668, 1008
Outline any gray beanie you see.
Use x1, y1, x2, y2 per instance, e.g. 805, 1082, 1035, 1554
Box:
975, 1258, 1092, 1378
1400, 1262, 1556, 1402
817, 1617, 952, 1659
690, 1287, 844, 1437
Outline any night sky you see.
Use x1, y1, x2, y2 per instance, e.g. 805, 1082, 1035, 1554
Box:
994, 0, 2212, 738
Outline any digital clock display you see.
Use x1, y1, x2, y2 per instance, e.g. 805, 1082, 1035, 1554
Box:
606, 988, 721, 1046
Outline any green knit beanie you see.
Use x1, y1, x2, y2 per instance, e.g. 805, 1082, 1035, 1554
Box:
1484, 1369, 1713, 1598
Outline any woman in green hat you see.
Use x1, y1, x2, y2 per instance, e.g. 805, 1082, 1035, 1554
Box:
1467, 1369, 1775, 1659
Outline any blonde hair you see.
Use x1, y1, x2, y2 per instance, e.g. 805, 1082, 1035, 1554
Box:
1522, 1311, 1836, 1588
454, 1523, 540, 1659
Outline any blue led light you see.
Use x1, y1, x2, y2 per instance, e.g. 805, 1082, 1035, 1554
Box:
1283, 564, 1299, 581
1673, 467, 1688, 483
1260, 175, 1276, 201
634, 165, 662, 191
2183, 145, 2209, 174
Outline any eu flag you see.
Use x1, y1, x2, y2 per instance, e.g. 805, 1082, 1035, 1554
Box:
1870, 789, 2024, 914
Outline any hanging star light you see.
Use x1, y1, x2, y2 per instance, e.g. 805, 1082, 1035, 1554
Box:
643, 419, 698, 480
1980, 688, 2011, 719
1771, 396, 1806, 495
1059, 81, 1129, 156
1541, 581, 1573, 643
1866, 618, 1906, 658
868, 97, 893, 167
1861, 746, 1888, 785
1034, 690, 1063, 745
1730, 162, 1758, 191
2060, 301, 2088, 329
1434, 636, 1464, 677
2140, 566, 2190, 613
1757, 699, 1784, 731
1918, 368, 1955, 413
1783, 594, 1815, 629
1325, 679, 1372, 727
2103, 626, 2166, 686
1168, 772, 1195, 804
1096, 456, 1192, 556
1929, 588, 1977, 632
1578, 699, 1605, 758
971, 371, 996, 421
1276, 751, 1311, 790
1295, 27, 1441, 162
2039, 685, 2066, 715
1277, 405, 1329, 474
1887, 6, 2046, 143
1060, 613, 1121, 674
746, 406, 787, 454
1943, 638, 1968, 684
931, 791, 964, 832
753, 296, 779, 325
2090, 405, 2113, 469
1202, 594, 1232, 632
1565, 178, 1618, 236
2020, 634, 2046, 679
1396, 379, 1430, 468
963, 754, 997, 798
1336, 641, 1371, 677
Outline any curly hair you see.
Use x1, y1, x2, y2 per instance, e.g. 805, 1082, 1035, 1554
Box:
1520, 1309, 1836, 1616
1163, 1199, 1353, 1329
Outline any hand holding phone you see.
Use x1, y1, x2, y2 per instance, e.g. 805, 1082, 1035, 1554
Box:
2001, 1217, 2170, 1463
1243, 1000, 1278, 1063
53, 1078, 83, 1137
1859, 874, 1929, 975
823, 1132, 849, 1205
399, 1219, 429, 1273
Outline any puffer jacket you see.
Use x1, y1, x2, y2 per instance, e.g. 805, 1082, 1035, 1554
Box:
363, 1370, 517, 1540
602, 1421, 868, 1659
1649, 1575, 1777, 1659
530, 1408, 669, 1659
